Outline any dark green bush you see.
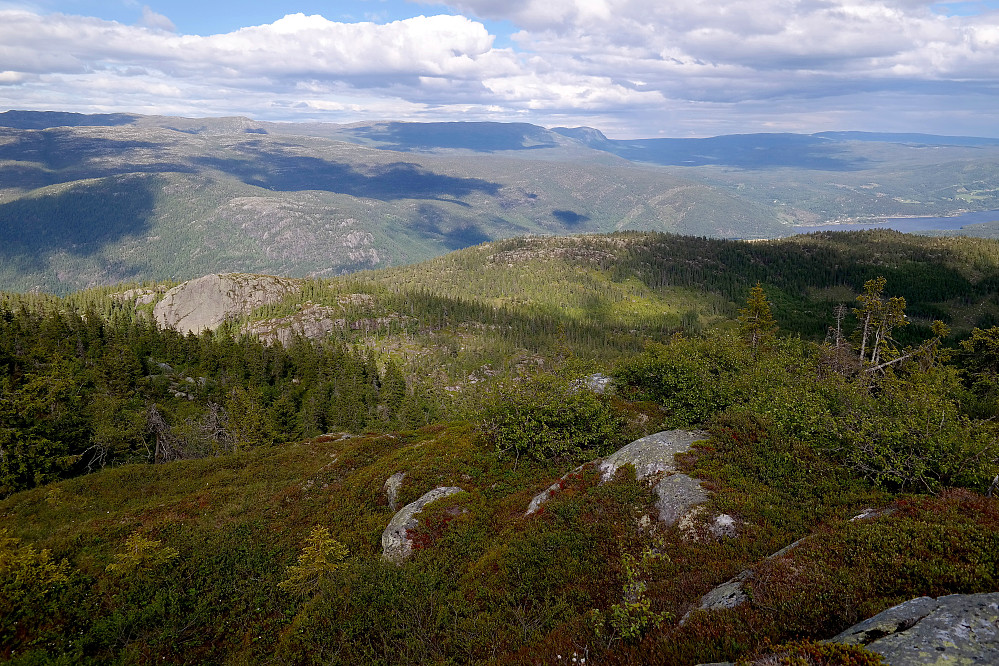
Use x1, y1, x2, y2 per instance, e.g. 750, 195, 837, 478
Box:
479, 373, 623, 462
614, 332, 748, 427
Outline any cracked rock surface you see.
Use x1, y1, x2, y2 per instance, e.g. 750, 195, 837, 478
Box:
831, 593, 999, 665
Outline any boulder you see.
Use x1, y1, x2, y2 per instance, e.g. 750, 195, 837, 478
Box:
831, 593, 999, 665
527, 430, 711, 519
598, 430, 708, 482
382, 486, 464, 563
153, 273, 298, 334
581, 373, 613, 394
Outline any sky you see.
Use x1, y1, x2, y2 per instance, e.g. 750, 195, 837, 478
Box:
1, 0, 999, 138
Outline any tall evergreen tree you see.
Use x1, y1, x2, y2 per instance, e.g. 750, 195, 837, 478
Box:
738, 283, 777, 348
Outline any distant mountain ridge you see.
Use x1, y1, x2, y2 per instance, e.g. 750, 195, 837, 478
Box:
1, 110, 999, 294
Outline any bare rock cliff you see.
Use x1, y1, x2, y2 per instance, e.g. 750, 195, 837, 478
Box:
153, 273, 299, 335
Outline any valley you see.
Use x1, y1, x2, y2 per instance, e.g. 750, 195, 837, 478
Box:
2, 112, 999, 293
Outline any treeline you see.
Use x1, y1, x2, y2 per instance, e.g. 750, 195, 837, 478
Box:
0, 304, 441, 497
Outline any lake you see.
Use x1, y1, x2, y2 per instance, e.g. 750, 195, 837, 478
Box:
793, 209, 999, 234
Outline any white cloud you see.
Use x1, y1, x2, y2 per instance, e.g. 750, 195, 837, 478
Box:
139, 5, 175, 32
437, 1, 999, 94
0, 2, 998, 136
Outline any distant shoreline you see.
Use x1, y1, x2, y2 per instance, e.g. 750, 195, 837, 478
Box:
793, 209, 999, 234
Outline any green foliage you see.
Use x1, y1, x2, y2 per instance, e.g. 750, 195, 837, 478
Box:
279, 526, 349, 597
105, 531, 179, 576
480, 372, 624, 462
614, 332, 748, 427
0, 302, 431, 495
589, 545, 669, 645
0, 528, 70, 613
736, 640, 885, 665
738, 282, 778, 347
958, 326, 999, 417
833, 367, 999, 491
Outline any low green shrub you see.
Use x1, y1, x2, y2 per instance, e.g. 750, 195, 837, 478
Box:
479, 373, 623, 462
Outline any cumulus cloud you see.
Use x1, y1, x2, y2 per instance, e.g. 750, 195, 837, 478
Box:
139, 5, 175, 32
0, 2, 998, 136
0, 11, 526, 117
435, 1, 999, 107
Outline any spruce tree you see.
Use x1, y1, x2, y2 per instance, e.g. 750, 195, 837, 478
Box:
738, 283, 777, 347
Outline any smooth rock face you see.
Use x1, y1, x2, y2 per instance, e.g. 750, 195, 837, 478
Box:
599, 430, 708, 482
831, 593, 999, 665
527, 430, 708, 517
153, 273, 297, 335
654, 473, 710, 525
382, 487, 464, 563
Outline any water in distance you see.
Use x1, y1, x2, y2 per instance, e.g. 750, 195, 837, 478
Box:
794, 209, 999, 234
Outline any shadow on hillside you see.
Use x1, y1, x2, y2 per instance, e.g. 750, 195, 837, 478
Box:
347, 122, 559, 153
0, 176, 157, 267
0, 133, 165, 170
410, 204, 495, 250
607, 135, 871, 171
197, 147, 502, 201
0, 111, 139, 130
552, 210, 589, 227
0, 133, 194, 188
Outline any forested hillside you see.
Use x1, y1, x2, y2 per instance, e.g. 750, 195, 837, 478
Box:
3, 112, 999, 293
2, 229, 999, 664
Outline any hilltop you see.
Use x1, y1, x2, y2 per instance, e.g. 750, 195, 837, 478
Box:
3, 229, 999, 664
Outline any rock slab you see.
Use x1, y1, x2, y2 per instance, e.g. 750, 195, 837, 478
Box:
598, 429, 707, 482
153, 273, 297, 335
383, 472, 406, 511
654, 473, 710, 525
382, 486, 464, 563
831, 593, 999, 665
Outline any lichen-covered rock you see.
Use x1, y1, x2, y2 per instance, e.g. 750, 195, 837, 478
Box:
831, 593, 999, 665
598, 430, 707, 482
153, 273, 298, 334
654, 473, 710, 525
525, 466, 584, 516
694, 570, 754, 614
709, 513, 738, 538
383, 472, 406, 512
682, 538, 806, 624
382, 486, 464, 563
582, 373, 613, 394
527, 430, 710, 518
